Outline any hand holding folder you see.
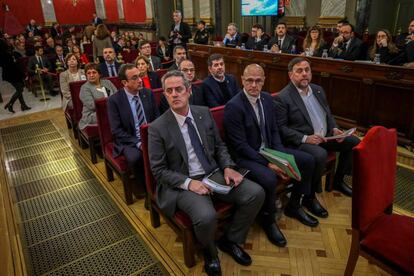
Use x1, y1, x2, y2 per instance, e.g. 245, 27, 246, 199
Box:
260, 148, 302, 181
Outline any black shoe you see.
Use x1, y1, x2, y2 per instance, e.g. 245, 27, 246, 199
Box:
263, 223, 287, 247
284, 206, 319, 227
203, 252, 221, 276
6, 104, 15, 113
21, 105, 31, 111
217, 236, 252, 266
303, 198, 329, 218
333, 180, 352, 197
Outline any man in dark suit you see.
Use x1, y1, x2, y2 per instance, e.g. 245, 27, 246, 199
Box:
274, 57, 360, 197
268, 22, 296, 54
92, 13, 103, 26
148, 70, 264, 275
194, 20, 209, 45
138, 40, 161, 71
224, 64, 323, 248
99, 47, 121, 77
160, 59, 205, 113
27, 46, 57, 96
169, 10, 192, 54
202, 53, 239, 108
329, 23, 364, 60
245, 24, 269, 51
223, 23, 241, 48
108, 64, 159, 188
168, 45, 187, 71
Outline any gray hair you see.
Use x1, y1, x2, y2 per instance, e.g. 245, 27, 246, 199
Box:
161, 70, 191, 90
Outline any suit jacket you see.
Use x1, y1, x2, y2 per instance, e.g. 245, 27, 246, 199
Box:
245, 36, 269, 51
28, 55, 52, 76
169, 21, 192, 45
148, 55, 162, 71
194, 29, 209, 45
223, 33, 241, 48
156, 45, 171, 61
202, 74, 239, 107
59, 69, 85, 110
274, 82, 337, 147
329, 37, 364, 61
0, 50, 25, 83
108, 88, 159, 157
168, 62, 179, 71
148, 105, 235, 217
224, 91, 284, 166
147, 71, 162, 89
92, 17, 103, 26
99, 61, 121, 78
159, 84, 205, 114
268, 35, 296, 53
79, 79, 117, 130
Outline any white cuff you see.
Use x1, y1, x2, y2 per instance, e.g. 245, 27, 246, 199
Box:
301, 135, 308, 143
180, 178, 192, 190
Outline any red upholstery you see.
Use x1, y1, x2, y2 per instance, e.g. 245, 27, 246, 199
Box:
95, 98, 113, 148
121, 49, 139, 63
345, 126, 414, 275
69, 80, 87, 124
80, 125, 99, 137
360, 214, 414, 275
140, 124, 156, 199
161, 60, 174, 69
151, 88, 163, 107
210, 105, 225, 139
104, 143, 129, 172
352, 126, 397, 233
156, 69, 168, 79
106, 77, 123, 90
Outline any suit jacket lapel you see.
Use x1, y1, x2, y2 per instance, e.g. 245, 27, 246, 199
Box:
120, 89, 136, 129
166, 110, 189, 167
288, 83, 313, 127
191, 108, 208, 149
241, 92, 260, 129
208, 76, 224, 103
311, 85, 330, 114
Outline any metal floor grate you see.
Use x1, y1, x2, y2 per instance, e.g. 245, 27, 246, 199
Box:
0, 120, 168, 275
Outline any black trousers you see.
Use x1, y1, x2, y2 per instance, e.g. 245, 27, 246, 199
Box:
8, 82, 27, 107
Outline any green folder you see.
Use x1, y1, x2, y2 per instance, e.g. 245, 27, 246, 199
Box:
260, 148, 302, 181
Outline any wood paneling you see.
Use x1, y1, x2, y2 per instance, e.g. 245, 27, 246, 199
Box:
188, 44, 414, 145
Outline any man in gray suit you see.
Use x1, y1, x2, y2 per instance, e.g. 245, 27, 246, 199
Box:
148, 70, 264, 276
274, 57, 360, 197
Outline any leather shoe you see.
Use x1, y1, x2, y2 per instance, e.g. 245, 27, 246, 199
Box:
284, 206, 319, 227
21, 105, 31, 111
333, 180, 352, 197
203, 254, 221, 276
7, 104, 15, 113
263, 223, 287, 247
217, 236, 252, 266
302, 198, 329, 218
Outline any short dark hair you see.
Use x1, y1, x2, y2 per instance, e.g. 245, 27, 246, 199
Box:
161, 70, 191, 90
276, 22, 287, 28
198, 20, 206, 26
173, 45, 186, 56
84, 63, 101, 74
252, 24, 264, 31
118, 63, 136, 81
207, 53, 224, 67
341, 23, 355, 32
337, 19, 349, 24
138, 39, 150, 49
288, 57, 311, 72
34, 45, 43, 52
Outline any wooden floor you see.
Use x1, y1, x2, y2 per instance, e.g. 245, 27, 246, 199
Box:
0, 109, 400, 275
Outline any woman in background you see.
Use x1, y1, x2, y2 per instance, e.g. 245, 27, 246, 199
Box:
72, 44, 89, 66
92, 24, 113, 63
302, 26, 328, 57
135, 56, 161, 89
368, 29, 400, 64
59, 53, 85, 111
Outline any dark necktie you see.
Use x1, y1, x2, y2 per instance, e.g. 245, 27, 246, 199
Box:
133, 96, 146, 140
110, 64, 116, 77
37, 56, 43, 68
257, 98, 268, 148
278, 39, 282, 47
185, 117, 212, 173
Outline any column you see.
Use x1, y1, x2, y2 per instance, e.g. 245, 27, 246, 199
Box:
40, 0, 57, 26
95, 0, 106, 20
285, 0, 306, 28
145, 0, 155, 23
318, 0, 346, 28
199, 0, 213, 25
117, 0, 125, 21
182, 0, 195, 24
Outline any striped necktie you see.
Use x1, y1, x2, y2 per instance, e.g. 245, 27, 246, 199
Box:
133, 95, 146, 140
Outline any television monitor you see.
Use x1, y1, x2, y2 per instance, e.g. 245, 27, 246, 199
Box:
241, 0, 279, 16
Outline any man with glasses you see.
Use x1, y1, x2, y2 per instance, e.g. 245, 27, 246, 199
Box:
202, 53, 239, 107
108, 64, 159, 188
148, 70, 264, 275
160, 59, 205, 113
224, 64, 320, 249
99, 47, 121, 77
138, 40, 161, 71
329, 23, 363, 60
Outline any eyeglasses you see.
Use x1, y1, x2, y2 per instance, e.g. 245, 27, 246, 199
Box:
244, 78, 264, 85
181, 68, 195, 73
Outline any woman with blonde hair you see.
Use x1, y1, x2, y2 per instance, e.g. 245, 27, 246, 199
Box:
135, 56, 161, 89
302, 26, 327, 57
368, 29, 399, 64
59, 53, 86, 111
93, 24, 113, 62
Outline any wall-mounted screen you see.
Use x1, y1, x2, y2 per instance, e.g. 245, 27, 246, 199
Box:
241, 0, 279, 16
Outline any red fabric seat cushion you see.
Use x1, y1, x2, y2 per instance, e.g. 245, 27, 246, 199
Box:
361, 214, 414, 274
80, 125, 99, 138
104, 143, 129, 172
174, 201, 234, 228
